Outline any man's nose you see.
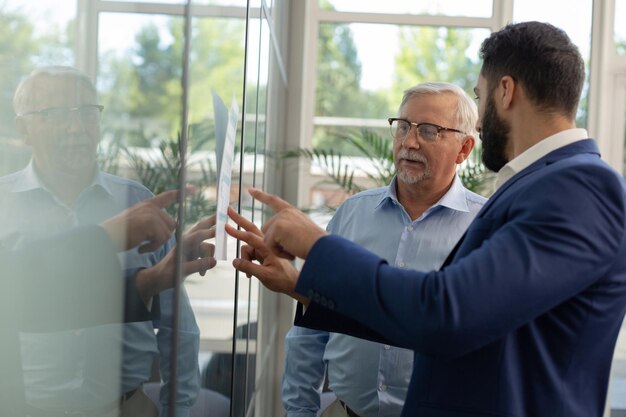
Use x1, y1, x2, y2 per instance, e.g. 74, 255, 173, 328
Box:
66, 111, 86, 132
402, 125, 421, 148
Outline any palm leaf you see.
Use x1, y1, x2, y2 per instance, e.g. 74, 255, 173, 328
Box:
336, 128, 395, 186
285, 147, 364, 195
284, 128, 394, 197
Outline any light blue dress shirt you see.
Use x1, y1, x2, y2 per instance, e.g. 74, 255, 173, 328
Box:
282, 175, 486, 417
0, 162, 199, 417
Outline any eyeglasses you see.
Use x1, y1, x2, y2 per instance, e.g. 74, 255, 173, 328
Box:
388, 118, 465, 143
20, 105, 104, 126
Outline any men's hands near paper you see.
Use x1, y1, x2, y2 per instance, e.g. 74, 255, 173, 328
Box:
247, 188, 328, 260
100, 186, 196, 253
136, 214, 217, 302
226, 206, 308, 304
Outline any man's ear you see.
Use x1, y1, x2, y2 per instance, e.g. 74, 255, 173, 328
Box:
455, 135, 475, 164
499, 75, 516, 110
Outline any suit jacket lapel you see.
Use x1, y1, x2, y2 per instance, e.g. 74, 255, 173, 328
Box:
475, 139, 599, 219
441, 139, 599, 268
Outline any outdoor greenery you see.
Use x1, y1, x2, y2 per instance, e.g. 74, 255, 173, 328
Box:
393, 26, 482, 94
312, 22, 488, 155
98, 17, 248, 148
0, 4, 73, 139
101, 133, 217, 227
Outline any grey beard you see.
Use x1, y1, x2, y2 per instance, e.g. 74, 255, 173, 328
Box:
395, 150, 430, 184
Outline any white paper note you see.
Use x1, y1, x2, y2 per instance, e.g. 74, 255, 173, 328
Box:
214, 97, 239, 260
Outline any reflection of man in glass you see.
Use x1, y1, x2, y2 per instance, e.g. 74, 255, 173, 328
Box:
0, 66, 202, 416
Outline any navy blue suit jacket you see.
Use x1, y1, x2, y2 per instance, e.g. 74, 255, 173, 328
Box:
295, 139, 626, 417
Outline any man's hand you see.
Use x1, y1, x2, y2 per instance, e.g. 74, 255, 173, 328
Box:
100, 189, 182, 253
248, 188, 328, 260
135, 214, 218, 303
226, 207, 308, 304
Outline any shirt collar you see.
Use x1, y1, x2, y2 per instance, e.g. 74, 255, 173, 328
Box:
10, 160, 42, 193
495, 128, 588, 189
376, 176, 400, 208
10, 160, 112, 197
376, 174, 470, 213
91, 170, 114, 196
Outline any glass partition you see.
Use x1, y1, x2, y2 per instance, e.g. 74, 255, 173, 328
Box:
0, 0, 270, 416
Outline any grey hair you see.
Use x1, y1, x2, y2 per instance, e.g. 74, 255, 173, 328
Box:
399, 82, 477, 137
13, 66, 97, 115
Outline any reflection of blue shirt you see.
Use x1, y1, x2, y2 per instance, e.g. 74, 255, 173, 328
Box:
282, 175, 486, 417
0, 162, 199, 417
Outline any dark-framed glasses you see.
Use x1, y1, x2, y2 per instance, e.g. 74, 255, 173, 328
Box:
20, 105, 104, 126
388, 117, 465, 143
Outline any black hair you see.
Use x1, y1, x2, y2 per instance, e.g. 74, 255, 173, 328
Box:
479, 21, 584, 119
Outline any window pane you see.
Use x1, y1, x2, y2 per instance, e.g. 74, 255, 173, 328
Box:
98, 13, 183, 147
0, 0, 75, 154
513, 0, 592, 128
320, 0, 493, 18
310, 124, 393, 208
315, 23, 487, 118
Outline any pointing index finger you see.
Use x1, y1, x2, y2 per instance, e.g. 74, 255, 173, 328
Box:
228, 206, 261, 236
248, 188, 293, 213
225, 224, 272, 261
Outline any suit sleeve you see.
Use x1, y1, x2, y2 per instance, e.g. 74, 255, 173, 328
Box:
296, 163, 626, 358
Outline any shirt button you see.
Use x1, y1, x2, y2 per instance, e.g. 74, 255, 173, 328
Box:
384, 345, 390, 350
380, 384, 387, 392
407, 226, 413, 231
398, 262, 405, 268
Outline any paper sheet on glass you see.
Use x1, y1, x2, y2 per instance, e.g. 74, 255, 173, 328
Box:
214, 97, 239, 260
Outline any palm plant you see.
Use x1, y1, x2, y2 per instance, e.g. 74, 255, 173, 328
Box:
99, 131, 217, 227
122, 135, 217, 226
285, 128, 395, 195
